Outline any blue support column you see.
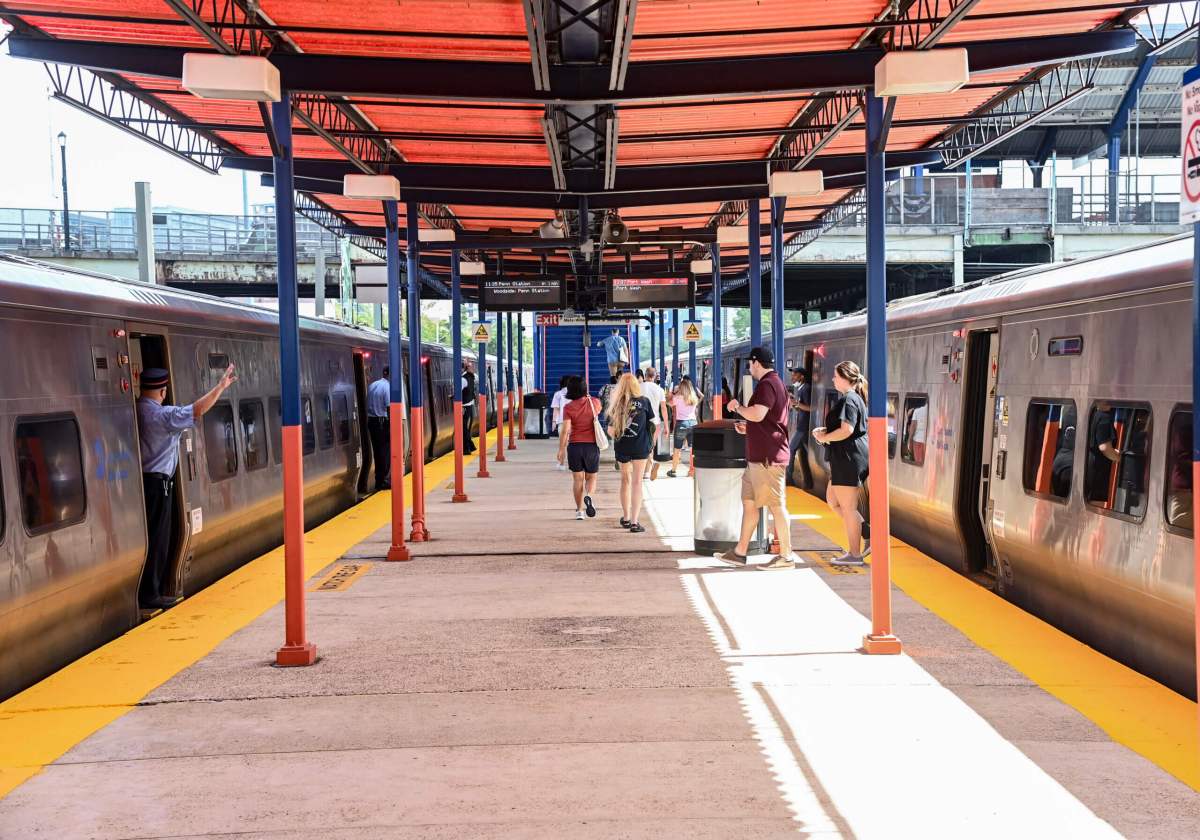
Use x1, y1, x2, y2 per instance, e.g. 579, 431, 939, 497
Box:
648, 310, 656, 374
271, 91, 317, 665
405, 201, 429, 541
507, 312, 515, 392
1107, 134, 1121, 224
450, 249, 468, 502
771, 196, 786, 371
748, 197, 762, 349
532, 319, 540, 390
1190, 52, 1200, 712
631, 319, 640, 371
658, 309, 666, 376
688, 304, 697, 383
711, 243, 723, 418
671, 309, 679, 385
862, 89, 901, 654
382, 200, 409, 561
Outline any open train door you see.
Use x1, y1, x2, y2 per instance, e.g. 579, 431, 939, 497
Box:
126, 326, 193, 613
352, 350, 372, 496
956, 328, 1001, 578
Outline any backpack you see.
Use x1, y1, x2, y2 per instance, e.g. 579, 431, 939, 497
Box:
462, 372, 477, 404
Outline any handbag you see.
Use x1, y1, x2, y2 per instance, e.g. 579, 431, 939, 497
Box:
589, 396, 610, 452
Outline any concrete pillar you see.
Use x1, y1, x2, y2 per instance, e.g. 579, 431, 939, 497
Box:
134, 181, 155, 284
1052, 233, 1065, 263
314, 249, 326, 317
373, 303, 383, 330
953, 233, 964, 286
340, 237, 352, 324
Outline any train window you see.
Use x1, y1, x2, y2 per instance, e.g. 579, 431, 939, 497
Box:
269, 397, 283, 465
1083, 402, 1152, 521
239, 400, 269, 472
203, 402, 238, 481
1022, 401, 1077, 501
301, 396, 316, 455
901, 395, 929, 466
14, 415, 86, 535
334, 393, 351, 444
887, 394, 898, 458
1164, 409, 1192, 534
316, 394, 335, 449
208, 353, 229, 370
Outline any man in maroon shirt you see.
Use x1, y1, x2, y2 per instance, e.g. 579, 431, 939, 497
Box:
717, 346, 798, 570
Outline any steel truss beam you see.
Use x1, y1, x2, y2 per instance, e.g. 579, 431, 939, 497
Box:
883, 0, 986, 51
936, 57, 1103, 167
294, 192, 385, 260
1132, 1, 1200, 55
43, 62, 229, 173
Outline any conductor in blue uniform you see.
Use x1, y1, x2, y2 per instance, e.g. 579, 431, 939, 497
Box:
137, 364, 236, 609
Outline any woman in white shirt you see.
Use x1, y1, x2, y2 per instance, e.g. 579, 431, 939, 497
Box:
550, 376, 570, 470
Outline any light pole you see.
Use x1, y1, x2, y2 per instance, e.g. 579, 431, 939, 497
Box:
57, 131, 70, 249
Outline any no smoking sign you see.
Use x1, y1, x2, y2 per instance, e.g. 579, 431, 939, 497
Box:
1181, 66, 1200, 223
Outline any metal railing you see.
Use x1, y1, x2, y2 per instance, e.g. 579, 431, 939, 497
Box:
0, 208, 343, 259
1054, 173, 1180, 225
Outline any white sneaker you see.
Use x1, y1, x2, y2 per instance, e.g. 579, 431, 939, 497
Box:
575, 510, 585, 520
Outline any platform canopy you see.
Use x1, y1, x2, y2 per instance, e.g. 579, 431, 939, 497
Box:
1, 1, 1156, 301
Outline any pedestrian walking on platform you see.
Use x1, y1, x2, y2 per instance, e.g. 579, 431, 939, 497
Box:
367, 366, 392, 491
668, 376, 702, 477
714, 346, 799, 570
641, 366, 669, 480
607, 373, 654, 533
551, 375, 570, 470
136, 364, 237, 609
812, 360, 871, 566
556, 376, 603, 520
596, 327, 629, 378
787, 368, 814, 490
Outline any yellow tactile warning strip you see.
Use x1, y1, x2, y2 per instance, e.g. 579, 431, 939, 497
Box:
804, 549, 866, 575
0, 436, 481, 799
310, 562, 373, 592
786, 486, 1200, 791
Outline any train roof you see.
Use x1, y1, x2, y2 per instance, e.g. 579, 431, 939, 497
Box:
700, 232, 1193, 356
0, 253, 468, 356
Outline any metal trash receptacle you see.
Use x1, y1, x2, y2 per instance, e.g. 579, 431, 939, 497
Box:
692, 420, 766, 555
523, 392, 550, 438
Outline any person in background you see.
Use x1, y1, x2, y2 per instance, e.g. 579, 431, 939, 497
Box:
461, 361, 477, 455
551, 375, 570, 470
720, 376, 733, 410
812, 361, 871, 566
608, 372, 654, 533
641, 366, 669, 480
597, 327, 629, 378
367, 366, 392, 492
1167, 417, 1193, 529
715, 347, 798, 571
787, 368, 813, 490
598, 375, 620, 472
556, 375, 603, 520
667, 375, 702, 477
137, 364, 237, 609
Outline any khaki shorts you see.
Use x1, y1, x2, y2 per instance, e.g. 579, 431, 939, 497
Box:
741, 462, 786, 508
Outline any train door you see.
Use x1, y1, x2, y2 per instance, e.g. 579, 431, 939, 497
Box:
127, 328, 192, 609
352, 351, 371, 496
422, 357, 437, 459
956, 329, 1000, 576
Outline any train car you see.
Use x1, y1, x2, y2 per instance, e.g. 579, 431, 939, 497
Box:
0, 255, 529, 699
699, 234, 1195, 698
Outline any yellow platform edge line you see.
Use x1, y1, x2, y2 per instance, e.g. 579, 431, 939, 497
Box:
0, 434, 488, 799
785, 486, 1200, 791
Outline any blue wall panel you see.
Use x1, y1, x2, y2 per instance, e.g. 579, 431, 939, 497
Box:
544, 325, 611, 397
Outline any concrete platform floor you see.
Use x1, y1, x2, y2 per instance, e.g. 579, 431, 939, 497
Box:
1, 439, 1197, 838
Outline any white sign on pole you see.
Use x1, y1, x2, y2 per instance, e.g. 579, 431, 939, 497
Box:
354, 264, 388, 305
1181, 67, 1200, 223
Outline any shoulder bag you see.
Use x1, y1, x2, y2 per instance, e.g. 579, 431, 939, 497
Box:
589, 396, 610, 451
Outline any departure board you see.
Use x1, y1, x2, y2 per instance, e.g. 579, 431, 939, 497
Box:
608, 275, 694, 308
480, 275, 564, 311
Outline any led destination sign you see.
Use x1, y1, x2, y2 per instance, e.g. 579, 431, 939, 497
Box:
608, 275, 694, 308
480, 275, 565, 311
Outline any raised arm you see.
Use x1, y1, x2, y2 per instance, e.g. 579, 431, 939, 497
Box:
192, 365, 237, 418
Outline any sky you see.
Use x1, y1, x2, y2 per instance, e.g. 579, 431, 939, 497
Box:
0, 49, 273, 214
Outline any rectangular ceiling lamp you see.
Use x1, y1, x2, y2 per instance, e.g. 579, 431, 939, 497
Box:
343, 174, 401, 201
459, 260, 486, 276
690, 259, 713, 274
770, 170, 824, 197
182, 54, 280, 101
716, 226, 748, 246
874, 48, 968, 96
418, 228, 456, 242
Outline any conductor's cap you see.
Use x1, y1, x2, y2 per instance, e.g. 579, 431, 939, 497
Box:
140, 368, 170, 389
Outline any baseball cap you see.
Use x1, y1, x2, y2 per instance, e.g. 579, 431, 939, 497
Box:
747, 346, 774, 368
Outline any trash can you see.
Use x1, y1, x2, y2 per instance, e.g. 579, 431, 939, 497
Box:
523, 392, 550, 438
692, 420, 766, 555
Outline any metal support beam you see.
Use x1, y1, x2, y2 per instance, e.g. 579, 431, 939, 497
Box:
710, 243, 723, 420
1108, 132, 1121, 224
748, 198, 762, 349
770, 196, 786, 375
383, 200, 411, 560
270, 92, 317, 668
1028, 126, 1059, 188
406, 201, 430, 541
862, 89, 901, 656
451, 250, 468, 502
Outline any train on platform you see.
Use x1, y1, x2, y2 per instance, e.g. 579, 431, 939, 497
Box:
698, 234, 1196, 699
0, 254, 529, 699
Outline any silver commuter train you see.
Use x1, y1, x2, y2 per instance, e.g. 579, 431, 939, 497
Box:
699, 234, 1195, 698
0, 254, 528, 699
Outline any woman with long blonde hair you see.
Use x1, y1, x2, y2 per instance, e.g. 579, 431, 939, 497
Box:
668, 375, 703, 477
607, 372, 654, 532
812, 361, 871, 565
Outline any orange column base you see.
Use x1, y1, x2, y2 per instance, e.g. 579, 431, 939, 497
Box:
518, 387, 525, 439
477, 395, 491, 477
862, 634, 903, 655
507, 390, 517, 449
494, 393, 507, 462
386, 403, 411, 561
276, 424, 317, 666
452, 401, 468, 503
409, 406, 430, 542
